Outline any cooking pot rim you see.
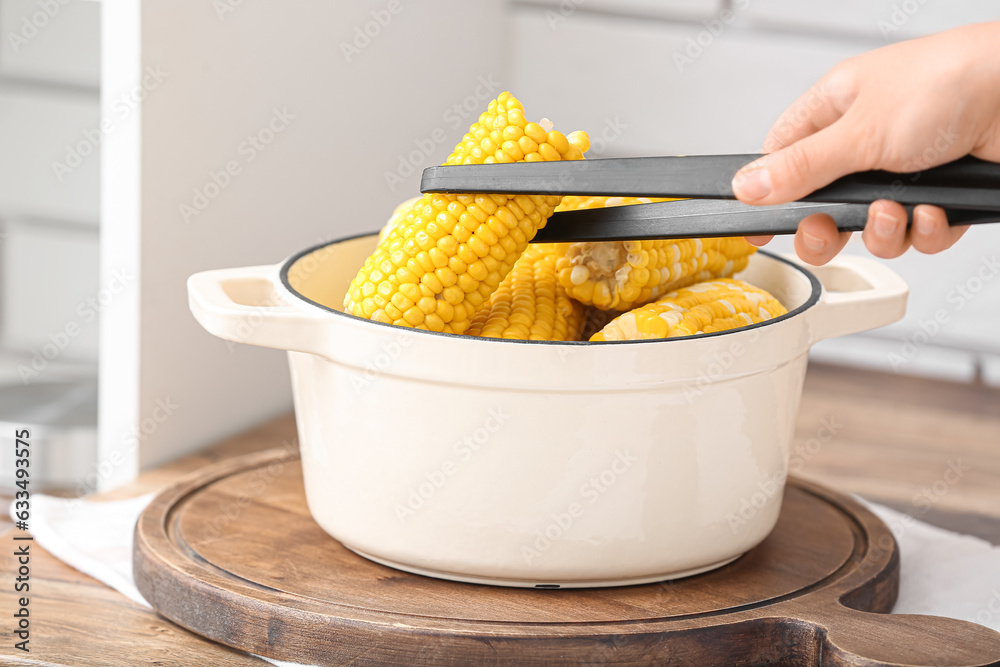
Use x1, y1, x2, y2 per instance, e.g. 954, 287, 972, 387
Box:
278, 232, 822, 346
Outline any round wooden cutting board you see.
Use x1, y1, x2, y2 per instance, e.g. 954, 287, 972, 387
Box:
133, 448, 1000, 666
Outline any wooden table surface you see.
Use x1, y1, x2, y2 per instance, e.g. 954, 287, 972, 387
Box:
1, 363, 998, 666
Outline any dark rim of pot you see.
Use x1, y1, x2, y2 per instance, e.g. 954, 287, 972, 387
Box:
279, 232, 821, 346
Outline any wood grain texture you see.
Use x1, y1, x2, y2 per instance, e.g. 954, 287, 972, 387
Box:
1, 364, 998, 666
132, 448, 1000, 667
0, 529, 271, 666
793, 364, 1000, 532
0, 419, 295, 667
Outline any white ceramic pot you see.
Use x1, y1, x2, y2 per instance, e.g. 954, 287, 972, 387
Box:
188, 235, 907, 588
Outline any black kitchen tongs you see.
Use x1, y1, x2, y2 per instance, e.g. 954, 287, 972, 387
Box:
419, 154, 1000, 242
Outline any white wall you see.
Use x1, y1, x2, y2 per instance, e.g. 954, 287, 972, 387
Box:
508, 4, 860, 157
100, 0, 509, 483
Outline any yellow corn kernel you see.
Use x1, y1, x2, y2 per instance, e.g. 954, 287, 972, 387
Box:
377, 196, 423, 243
467, 244, 585, 341
590, 278, 788, 341
554, 196, 758, 312
345, 92, 589, 334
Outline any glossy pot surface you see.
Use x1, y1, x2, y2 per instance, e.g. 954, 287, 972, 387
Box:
188, 235, 907, 587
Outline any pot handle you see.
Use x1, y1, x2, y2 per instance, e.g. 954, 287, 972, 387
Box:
787, 253, 909, 344
187, 264, 326, 354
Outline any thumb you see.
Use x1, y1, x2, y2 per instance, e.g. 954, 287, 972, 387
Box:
732, 123, 866, 205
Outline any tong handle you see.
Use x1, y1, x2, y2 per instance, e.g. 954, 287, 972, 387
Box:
677, 154, 1000, 204
530, 201, 1000, 243
805, 155, 1000, 210
421, 154, 1000, 211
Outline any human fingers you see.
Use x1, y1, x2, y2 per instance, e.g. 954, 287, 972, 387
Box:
910, 204, 969, 254
733, 121, 864, 206
792, 213, 852, 265
861, 200, 911, 259
745, 235, 774, 247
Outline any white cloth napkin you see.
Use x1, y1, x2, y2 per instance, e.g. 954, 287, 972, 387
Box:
11, 492, 1000, 664
14, 493, 316, 667
861, 499, 1000, 628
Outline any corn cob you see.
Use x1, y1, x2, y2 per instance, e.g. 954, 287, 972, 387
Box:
344, 92, 589, 334
554, 197, 757, 312
590, 278, 787, 342
378, 196, 422, 243
467, 243, 585, 341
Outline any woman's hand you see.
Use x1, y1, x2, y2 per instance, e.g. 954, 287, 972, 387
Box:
732, 22, 1000, 265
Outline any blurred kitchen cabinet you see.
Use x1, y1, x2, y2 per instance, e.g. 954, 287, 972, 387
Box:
1, 219, 99, 360
0, 0, 100, 494
744, 1, 1000, 42
513, 0, 725, 22
0, 0, 100, 87
0, 87, 99, 223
